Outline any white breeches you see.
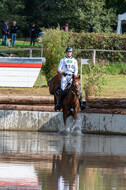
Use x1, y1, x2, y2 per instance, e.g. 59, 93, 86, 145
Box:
61, 75, 73, 90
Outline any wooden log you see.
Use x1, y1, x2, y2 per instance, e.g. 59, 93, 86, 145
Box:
81, 108, 126, 114
87, 97, 126, 108
0, 103, 125, 114
0, 104, 56, 112
0, 96, 54, 105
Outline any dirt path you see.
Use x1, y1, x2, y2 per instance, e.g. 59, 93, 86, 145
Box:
0, 87, 51, 97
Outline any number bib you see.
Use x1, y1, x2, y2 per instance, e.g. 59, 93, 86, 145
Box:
63, 58, 75, 73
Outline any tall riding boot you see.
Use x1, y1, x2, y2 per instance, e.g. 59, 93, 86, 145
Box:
79, 93, 86, 111
56, 88, 63, 110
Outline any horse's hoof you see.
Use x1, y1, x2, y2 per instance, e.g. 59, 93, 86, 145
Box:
56, 104, 62, 111
54, 107, 58, 111
57, 128, 71, 136
71, 127, 84, 136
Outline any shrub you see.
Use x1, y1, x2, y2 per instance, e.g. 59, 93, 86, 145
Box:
83, 64, 106, 99
42, 28, 75, 82
41, 29, 126, 82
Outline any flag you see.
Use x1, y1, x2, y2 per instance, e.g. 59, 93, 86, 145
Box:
81, 59, 89, 65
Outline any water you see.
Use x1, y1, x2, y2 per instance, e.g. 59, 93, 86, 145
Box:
0, 131, 126, 190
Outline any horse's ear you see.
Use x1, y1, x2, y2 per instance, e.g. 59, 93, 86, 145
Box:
78, 75, 80, 79
72, 75, 74, 80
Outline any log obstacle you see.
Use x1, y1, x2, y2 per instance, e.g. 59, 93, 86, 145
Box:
0, 96, 125, 114
87, 97, 126, 108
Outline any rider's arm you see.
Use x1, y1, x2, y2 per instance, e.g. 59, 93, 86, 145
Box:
74, 60, 78, 76
58, 59, 64, 74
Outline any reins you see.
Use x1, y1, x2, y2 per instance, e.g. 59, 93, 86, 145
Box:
71, 80, 81, 97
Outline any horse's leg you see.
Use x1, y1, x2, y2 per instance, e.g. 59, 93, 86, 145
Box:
71, 110, 83, 136
54, 94, 57, 111
58, 111, 70, 135
63, 112, 67, 127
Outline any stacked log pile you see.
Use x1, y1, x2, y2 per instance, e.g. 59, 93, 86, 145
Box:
0, 96, 55, 112
86, 97, 126, 114
0, 96, 125, 114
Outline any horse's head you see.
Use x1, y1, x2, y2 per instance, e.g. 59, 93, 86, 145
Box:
72, 75, 81, 97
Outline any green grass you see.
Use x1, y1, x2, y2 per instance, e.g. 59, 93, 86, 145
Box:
101, 75, 126, 97
105, 62, 126, 75
34, 72, 47, 87
0, 74, 125, 97
0, 38, 41, 47
34, 73, 126, 97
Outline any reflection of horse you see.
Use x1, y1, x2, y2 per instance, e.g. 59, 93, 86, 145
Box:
49, 74, 81, 134
47, 145, 80, 190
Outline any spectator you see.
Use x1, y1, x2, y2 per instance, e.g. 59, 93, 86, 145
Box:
2, 20, 9, 46
11, 21, 18, 46
86, 24, 94, 33
30, 24, 37, 46
64, 22, 70, 32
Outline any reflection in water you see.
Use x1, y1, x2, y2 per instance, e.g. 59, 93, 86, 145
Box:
0, 132, 126, 189
0, 163, 39, 189
46, 145, 80, 190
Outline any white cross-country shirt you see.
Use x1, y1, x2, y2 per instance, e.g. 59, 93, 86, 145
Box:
58, 56, 78, 75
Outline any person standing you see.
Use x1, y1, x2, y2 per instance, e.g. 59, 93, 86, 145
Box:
30, 24, 37, 46
56, 47, 86, 111
11, 21, 18, 46
2, 20, 9, 46
64, 23, 70, 32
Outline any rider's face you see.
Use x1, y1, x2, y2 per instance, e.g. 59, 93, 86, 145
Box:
66, 51, 72, 57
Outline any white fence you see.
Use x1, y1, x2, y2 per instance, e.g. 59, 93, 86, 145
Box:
75, 49, 126, 64
0, 48, 43, 58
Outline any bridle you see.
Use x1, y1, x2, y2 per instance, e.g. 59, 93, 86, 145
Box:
71, 80, 81, 98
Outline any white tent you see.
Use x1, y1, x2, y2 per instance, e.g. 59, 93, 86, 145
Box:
117, 12, 126, 34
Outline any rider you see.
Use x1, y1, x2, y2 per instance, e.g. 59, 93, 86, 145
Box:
56, 46, 86, 111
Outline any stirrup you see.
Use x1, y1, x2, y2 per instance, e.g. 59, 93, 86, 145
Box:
80, 101, 86, 111
56, 103, 62, 110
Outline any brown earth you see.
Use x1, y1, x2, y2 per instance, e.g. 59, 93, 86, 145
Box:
0, 87, 51, 97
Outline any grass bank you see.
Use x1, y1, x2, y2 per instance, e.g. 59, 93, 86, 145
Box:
101, 75, 126, 97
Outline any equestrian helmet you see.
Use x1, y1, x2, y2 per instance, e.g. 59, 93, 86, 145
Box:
65, 47, 73, 52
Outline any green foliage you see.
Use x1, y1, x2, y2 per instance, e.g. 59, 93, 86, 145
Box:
105, 62, 126, 75
83, 65, 106, 98
42, 28, 75, 82
41, 29, 126, 82
0, 0, 119, 37
106, 0, 126, 14
38, 0, 117, 33
0, 0, 27, 37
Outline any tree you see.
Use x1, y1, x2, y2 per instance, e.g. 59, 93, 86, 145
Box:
106, 0, 126, 14
0, 0, 119, 37
35, 0, 117, 33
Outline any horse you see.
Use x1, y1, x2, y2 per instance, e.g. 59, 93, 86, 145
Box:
56, 75, 82, 135
49, 73, 82, 135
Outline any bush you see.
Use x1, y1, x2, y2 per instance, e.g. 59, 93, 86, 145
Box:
41, 29, 126, 82
42, 28, 75, 82
83, 65, 106, 98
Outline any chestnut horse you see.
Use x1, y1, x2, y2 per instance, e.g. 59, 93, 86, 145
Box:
61, 75, 81, 127
49, 74, 81, 134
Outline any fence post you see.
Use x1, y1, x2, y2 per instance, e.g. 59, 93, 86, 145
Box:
29, 48, 32, 57
92, 50, 96, 65
41, 48, 43, 57
39, 71, 41, 88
